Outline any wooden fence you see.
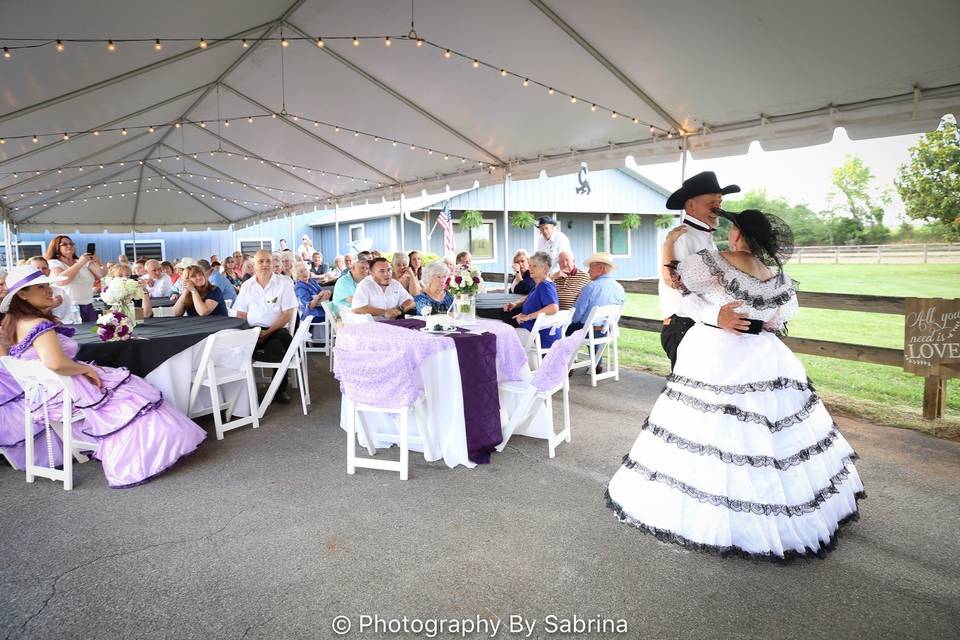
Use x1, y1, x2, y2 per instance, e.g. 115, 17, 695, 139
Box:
793, 242, 960, 264
483, 273, 952, 419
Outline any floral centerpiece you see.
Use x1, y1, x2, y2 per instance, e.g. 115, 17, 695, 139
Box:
97, 276, 144, 337
96, 309, 136, 342
445, 264, 482, 325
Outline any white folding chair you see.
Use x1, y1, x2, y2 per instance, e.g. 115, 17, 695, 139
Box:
523, 307, 575, 369
0, 357, 99, 490
497, 329, 586, 458
253, 316, 312, 417
569, 303, 623, 386
339, 308, 373, 325
152, 306, 174, 318
319, 300, 338, 372
346, 397, 430, 481
187, 327, 261, 440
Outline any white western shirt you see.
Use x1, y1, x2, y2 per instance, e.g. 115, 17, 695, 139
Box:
534, 229, 572, 271
352, 276, 413, 319
235, 273, 297, 328
658, 215, 722, 324
143, 274, 173, 298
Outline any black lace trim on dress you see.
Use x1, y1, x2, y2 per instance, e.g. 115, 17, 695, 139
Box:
663, 387, 821, 433
619, 454, 861, 517
666, 373, 814, 394
604, 488, 864, 563
639, 419, 852, 470
696, 250, 795, 310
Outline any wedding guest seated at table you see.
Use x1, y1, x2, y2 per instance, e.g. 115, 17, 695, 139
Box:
271, 253, 283, 276
551, 251, 591, 311
197, 258, 237, 307
504, 251, 560, 348
222, 255, 243, 292
169, 257, 193, 300
412, 260, 453, 315
327, 255, 345, 280
280, 252, 296, 280
299, 235, 316, 262
408, 251, 423, 283
117, 254, 129, 266
0, 264, 206, 487
106, 263, 154, 319
352, 257, 415, 320
332, 256, 370, 316
46, 234, 103, 322
294, 261, 331, 323
456, 251, 472, 266
241, 257, 255, 282
392, 252, 421, 297
509, 250, 535, 295
161, 260, 178, 284
342, 253, 354, 272
235, 249, 298, 404
443, 255, 456, 270
170, 265, 227, 317
133, 261, 147, 279
142, 259, 173, 298
27, 256, 80, 324
210, 254, 220, 264
567, 252, 626, 335
309, 252, 327, 280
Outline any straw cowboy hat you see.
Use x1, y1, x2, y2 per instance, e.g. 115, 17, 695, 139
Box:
0, 264, 66, 313
583, 252, 616, 270
665, 171, 740, 210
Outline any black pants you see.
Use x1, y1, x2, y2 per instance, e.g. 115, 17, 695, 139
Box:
660, 315, 695, 371
254, 328, 293, 393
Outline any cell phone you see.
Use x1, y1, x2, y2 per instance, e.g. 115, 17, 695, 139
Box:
85, 242, 96, 255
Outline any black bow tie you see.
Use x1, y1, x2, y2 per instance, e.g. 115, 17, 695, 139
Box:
683, 218, 715, 233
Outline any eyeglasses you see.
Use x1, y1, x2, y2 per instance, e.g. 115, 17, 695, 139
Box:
59, 241, 75, 246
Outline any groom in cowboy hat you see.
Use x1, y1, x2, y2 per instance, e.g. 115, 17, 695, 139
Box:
659, 171, 752, 370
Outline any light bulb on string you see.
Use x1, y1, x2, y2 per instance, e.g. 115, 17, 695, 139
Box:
548, 88, 555, 96
242, 38, 249, 48
223, 119, 230, 127
32, 134, 39, 143
472, 59, 480, 68
199, 37, 208, 49
352, 36, 359, 46
500, 69, 507, 77
570, 96, 577, 104
316, 37, 324, 48
443, 49, 452, 58
384, 36, 391, 46
281, 37, 289, 48
55, 40, 64, 52
174, 121, 181, 129
107, 40, 116, 52
247, 116, 254, 123
522, 78, 529, 87
154, 39, 162, 51
148, 126, 155, 133
62, 133, 69, 140
611, 111, 618, 118
416, 38, 423, 47
121, 128, 127, 135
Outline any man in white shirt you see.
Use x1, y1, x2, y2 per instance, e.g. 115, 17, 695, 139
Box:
533, 216, 572, 272
352, 257, 415, 320
235, 249, 298, 403
659, 171, 751, 369
142, 259, 173, 298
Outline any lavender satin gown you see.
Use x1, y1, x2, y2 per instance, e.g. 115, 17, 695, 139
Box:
5, 321, 206, 488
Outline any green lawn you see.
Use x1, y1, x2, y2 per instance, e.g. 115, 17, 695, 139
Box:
619, 264, 960, 439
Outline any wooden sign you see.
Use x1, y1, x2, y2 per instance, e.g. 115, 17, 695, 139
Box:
904, 297, 960, 378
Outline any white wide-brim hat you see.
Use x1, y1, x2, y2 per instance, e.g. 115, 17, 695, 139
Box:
0, 265, 66, 313
174, 257, 195, 269
583, 252, 616, 270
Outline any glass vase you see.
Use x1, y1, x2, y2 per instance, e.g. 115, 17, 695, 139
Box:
452, 293, 476, 326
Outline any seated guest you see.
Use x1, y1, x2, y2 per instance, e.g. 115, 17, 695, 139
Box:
241, 257, 255, 282
455, 251, 472, 266
210, 254, 220, 264
413, 260, 453, 315
504, 251, 560, 348
234, 249, 298, 404
197, 258, 237, 307
509, 250, 535, 295
106, 263, 154, 318
222, 255, 243, 292
233, 250, 244, 266
142, 259, 173, 298
551, 251, 591, 311
443, 255, 455, 270
293, 261, 331, 323
161, 260, 178, 284
298, 235, 316, 262
392, 252, 421, 297
352, 257, 415, 320
309, 252, 327, 279
332, 256, 370, 315
170, 265, 227, 317
272, 253, 283, 276
169, 257, 193, 299
280, 252, 296, 279
408, 251, 423, 283
117, 254, 129, 266
567, 252, 626, 334
27, 256, 80, 324
343, 253, 354, 272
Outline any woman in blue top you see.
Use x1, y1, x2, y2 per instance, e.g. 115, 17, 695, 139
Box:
294, 262, 330, 322
412, 260, 453, 315
171, 266, 227, 317
505, 251, 560, 348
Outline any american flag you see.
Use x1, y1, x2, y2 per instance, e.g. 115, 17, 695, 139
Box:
437, 201, 456, 256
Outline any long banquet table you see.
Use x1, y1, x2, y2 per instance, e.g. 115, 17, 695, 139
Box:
333, 317, 551, 468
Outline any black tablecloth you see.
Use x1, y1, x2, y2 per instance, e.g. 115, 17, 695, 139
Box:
75, 316, 248, 377
475, 292, 524, 323
94, 296, 175, 310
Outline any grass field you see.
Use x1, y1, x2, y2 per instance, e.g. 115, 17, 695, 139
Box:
618, 263, 960, 440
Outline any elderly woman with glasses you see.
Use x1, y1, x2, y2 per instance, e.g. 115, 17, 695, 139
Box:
293, 261, 331, 323
392, 252, 421, 297
504, 251, 560, 348
412, 260, 453, 316
44, 235, 103, 322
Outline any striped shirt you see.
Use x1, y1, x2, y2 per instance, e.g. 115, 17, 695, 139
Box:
553, 268, 591, 311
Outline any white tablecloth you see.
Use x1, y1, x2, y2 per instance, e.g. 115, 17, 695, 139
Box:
338, 328, 551, 469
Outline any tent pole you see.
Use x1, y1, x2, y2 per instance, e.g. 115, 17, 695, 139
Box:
399, 187, 406, 253
131, 227, 138, 262
503, 171, 510, 287
3, 214, 14, 270
334, 202, 340, 257
289, 210, 295, 254
680, 135, 689, 181
259, 215, 264, 248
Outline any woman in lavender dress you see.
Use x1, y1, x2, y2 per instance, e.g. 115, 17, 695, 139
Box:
0, 265, 206, 488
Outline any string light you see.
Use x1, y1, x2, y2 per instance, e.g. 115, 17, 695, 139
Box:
55, 39, 64, 52
472, 59, 480, 68
611, 111, 618, 118
500, 69, 507, 77
62, 133, 70, 140
223, 119, 230, 127
281, 37, 289, 48
443, 49, 451, 58
522, 78, 529, 87
384, 36, 391, 46
32, 134, 38, 143
148, 126, 155, 133
107, 40, 116, 52
316, 37, 324, 48
199, 37, 208, 49
154, 38, 162, 51
3, 47, 10, 59
416, 38, 423, 47
548, 87, 555, 95
121, 128, 127, 135
174, 121, 181, 128
591, 104, 597, 111
199, 121, 206, 128
352, 36, 359, 46
570, 96, 577, 104
242, 38, 249, 48
247, 116, 254, 123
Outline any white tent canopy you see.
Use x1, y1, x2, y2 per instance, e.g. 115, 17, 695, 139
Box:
1, 0, 958, 232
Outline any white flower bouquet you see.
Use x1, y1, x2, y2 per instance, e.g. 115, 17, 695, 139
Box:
98, 276, 145, 332
96, 309, 135, 342
445, 264, 483, 296
99, 276, 144, 307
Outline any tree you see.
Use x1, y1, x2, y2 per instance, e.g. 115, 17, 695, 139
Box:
895, 117, 960, 239
724, 188, 831, 246
827, 155, 891, 243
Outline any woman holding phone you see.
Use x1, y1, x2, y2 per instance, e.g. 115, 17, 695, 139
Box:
45, 235, 103, 322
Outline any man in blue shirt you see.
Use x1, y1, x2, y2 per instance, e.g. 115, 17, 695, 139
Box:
197, 258, 238, 307
568, 252, 625, 334
332, 255, 370, 315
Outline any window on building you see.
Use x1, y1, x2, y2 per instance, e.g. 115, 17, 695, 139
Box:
0, 241, 45, 265
349, 224, 365, 243
593, 220, 631, 257
454, 221, 496, 261
239, 238, 273, 254
120, 240, 165, 261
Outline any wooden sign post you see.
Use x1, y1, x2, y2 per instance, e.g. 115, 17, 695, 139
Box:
904, 298, 960, 419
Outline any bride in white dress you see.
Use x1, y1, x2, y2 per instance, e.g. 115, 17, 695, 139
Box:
606, 209, 864, 561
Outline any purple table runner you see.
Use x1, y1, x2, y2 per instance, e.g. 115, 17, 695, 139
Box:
383, 319, 503, 464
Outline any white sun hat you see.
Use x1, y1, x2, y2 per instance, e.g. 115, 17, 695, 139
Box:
0, 265, 66, 313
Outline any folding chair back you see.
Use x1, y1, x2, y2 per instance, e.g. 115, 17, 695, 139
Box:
188, 327, 261, 439
253, 316, 313, 417
570, 303, 623, 385
319, 300, 338, 371
524, 307, 575, 369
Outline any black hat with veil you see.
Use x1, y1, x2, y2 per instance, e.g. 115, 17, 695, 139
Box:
715, 209, 794, 282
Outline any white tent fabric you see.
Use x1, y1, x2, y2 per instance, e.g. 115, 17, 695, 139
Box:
1, 0, 958, 231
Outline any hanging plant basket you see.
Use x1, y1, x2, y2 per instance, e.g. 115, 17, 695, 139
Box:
621, 213, 642, 231
510, 211, 536, 229
654, 214, 675, 229
459, 209, 484, 230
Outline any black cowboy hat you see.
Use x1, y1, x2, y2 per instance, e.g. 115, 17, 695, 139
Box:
665, 171, 740, 210
536, 215, 559, 228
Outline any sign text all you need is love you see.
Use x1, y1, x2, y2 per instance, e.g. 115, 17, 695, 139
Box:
904, 298, 960, 378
